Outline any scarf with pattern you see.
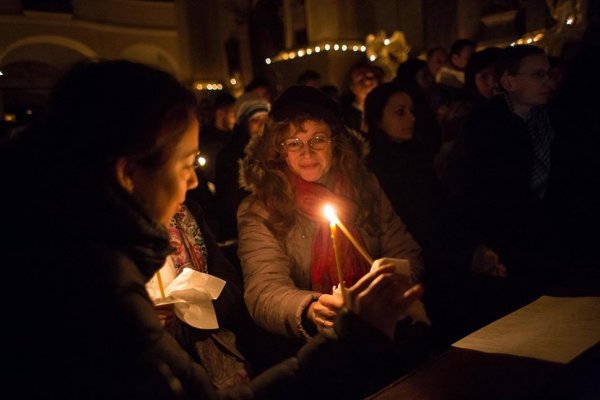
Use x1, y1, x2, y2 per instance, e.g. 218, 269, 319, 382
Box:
167, 204, 208, 274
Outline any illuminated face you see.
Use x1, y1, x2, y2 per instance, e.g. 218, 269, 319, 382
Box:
504, 54, 551, 108
379, 92, 415, 142
284, 119, 333, 183
130, 116, 200, 227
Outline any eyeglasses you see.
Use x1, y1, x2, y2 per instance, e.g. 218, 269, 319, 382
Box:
516, 70, 549, 80
280, 135, 332, 152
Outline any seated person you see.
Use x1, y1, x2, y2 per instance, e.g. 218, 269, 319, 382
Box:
147, 201, 250, 388
237, 86, 426, 352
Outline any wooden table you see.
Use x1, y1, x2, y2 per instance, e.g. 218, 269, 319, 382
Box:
367, 346, 600, 399
367, 268, 600, 399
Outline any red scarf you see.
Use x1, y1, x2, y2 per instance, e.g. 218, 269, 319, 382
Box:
292, 173, 371, 293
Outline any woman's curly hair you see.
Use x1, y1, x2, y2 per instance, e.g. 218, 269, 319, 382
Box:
239, 115, 382, 240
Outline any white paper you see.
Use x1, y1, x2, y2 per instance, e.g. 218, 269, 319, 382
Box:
453, 296, 600, 364
147, 265, 226, 330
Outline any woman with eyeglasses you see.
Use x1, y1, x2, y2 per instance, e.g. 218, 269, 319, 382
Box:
237, 86, 424, 347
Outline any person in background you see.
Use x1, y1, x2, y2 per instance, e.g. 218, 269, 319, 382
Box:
237, 86, 425, 356
463, 46, 503, 104
215, 92, 270, 244
364, 82, 444, 272
320, 84, 340, 102
244, 76, 274, 103
426, 46, 448, 80
437, 39, 476, 89
394, 58, 442, 160
441, 45, 567, 336
364, 82, 455, 352
296, 69, 321, 87
2, 59, 427, 400
433, 39, 477, 110
432, 47, 503, 179
200, 93, 236, 185
341, 62, 382, 133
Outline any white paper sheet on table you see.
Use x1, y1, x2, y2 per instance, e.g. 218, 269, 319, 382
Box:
147, 267, 226, 330
452, 296, 600, 364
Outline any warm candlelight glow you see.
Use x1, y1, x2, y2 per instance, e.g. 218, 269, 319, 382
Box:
323, 204, 374, 265
323, 204, 338, 223
324, 204, 346, 299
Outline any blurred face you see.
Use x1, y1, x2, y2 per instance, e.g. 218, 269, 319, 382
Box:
284, 119, 333, 183
475, 66, 497, 98
416, 67, 435, 90
252, 86, 271, 102
427, 49, 447, 77
304, 78, 321, 88
350, 67, 379, 101
130, 116, 200, 227
246, 113, 268, 136
503, 54, 551, 109
379, 92, 415, 142
216, 106, 235, 131
451, 46, 475, 70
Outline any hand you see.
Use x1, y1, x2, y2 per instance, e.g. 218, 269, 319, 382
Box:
155, 303, 176, 330
346, 265, 423, 340
308, 294, 343, 331
471, 245, 507, 277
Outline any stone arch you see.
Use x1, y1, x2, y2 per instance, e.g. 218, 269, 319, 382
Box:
0, 35, 96, 67
120, 43, 180, 77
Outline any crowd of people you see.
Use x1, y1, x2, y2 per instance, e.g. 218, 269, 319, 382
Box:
2, 23, 598, 398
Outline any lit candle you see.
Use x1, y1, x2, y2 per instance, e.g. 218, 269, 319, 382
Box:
324, 205, 373, 265
155, 270, 166, 299
324, 205, 346, 299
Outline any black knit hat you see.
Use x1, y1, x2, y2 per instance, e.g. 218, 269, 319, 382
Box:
270, 85, 343, 126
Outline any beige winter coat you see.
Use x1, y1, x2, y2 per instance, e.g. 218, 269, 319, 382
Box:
237, 176, 423, 339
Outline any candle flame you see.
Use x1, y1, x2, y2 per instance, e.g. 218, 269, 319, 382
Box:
323, 204, 338, 223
